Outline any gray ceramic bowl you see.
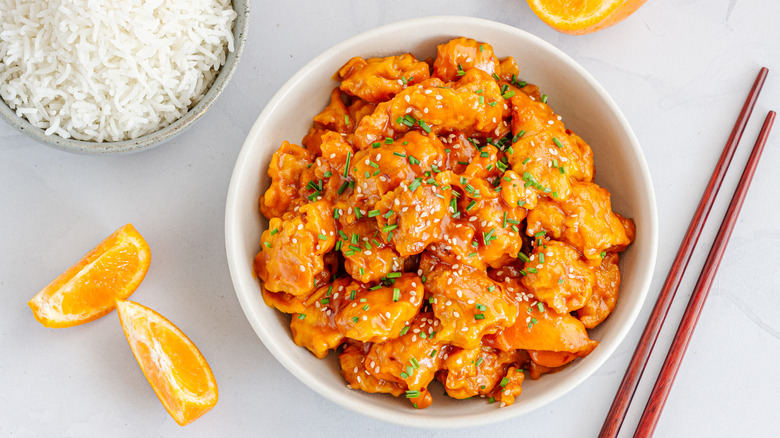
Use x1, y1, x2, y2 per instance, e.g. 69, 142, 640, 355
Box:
0, 0, 249, 155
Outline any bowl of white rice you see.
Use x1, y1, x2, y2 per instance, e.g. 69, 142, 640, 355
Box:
0, 0, 249, 154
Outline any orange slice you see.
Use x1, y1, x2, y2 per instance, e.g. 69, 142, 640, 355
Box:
527, 0, 647, 35
116, 300, 218, 426
28, 224, 151, 328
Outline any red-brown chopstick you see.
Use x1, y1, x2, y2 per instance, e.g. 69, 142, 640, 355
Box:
635, 110, 775, 436
599, 67, 769, 438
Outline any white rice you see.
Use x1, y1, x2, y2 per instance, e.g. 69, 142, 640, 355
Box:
0, 0, 237, 142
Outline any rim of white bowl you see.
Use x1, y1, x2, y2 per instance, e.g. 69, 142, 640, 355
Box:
226, 15, 658, 429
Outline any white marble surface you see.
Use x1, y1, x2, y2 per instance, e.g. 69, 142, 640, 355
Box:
2, 1, 779, 437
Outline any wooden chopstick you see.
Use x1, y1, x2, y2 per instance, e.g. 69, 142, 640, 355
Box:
599, 67, 769, 438
635, 110, 775, 436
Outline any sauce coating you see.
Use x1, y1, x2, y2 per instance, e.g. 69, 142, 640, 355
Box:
254, 37, 635, 409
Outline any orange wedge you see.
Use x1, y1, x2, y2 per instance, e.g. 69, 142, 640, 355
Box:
527, 0, 647, 35
28, 224, 151, 328
116, 300, 218, 426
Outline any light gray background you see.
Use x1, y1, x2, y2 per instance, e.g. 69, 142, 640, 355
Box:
2, 1, 779, 436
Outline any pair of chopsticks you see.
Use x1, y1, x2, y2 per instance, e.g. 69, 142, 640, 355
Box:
600, 67, 775, 437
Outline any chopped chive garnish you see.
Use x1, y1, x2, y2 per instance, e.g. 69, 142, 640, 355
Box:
474, 314, 485, 320
601, 251, 607, 258
518, 252, 530, 262
537, 302, 545, 312
476, 303, 487, 311
367, 209, 381, 218
476, 357, 484, 367
410, 357, 420, 369
387, 272, 402, 278
400, 326, 410, 336
417, 120, 432, 133
502, 90, 515, 99
343, 152, 351, 177
263, 241, 271, 249
466, 200, 477, 211
430, 349, 437, 358
297, 314, 306, 320
541, 94, 548, 103
527, 267, 538, 274
382, 224, 398, 233
393, 288, 400, 302
269, 228, 278, 236
320, 298, 330, 304
539, 253, 545, 263
318, 234, 327, 240
372, 142, 381, 148
406, 390, 421, 398
337, 181, 349, 195
553, 137, 564, 149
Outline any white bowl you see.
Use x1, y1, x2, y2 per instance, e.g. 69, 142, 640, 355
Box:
226, 16, 658, 428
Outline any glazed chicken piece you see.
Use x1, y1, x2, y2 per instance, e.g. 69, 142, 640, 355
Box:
364, 312, 447, 408
302, 98, 375, 155
353, 69, 507, 149
432, 37, 500, 82
298, 131, 355, 203
289, 280, 349, 358
262, 287, 307, 314
338, 220, 405, 283
312, 88, 354, 135
374, 172, 452, 257
439, 345, 523, 401
426, 220, 486, 271
333, 273, 424, 343
520, 240, 595, 314
483, 296, 598, 357
505, 90, 594, 207
469, 197, 527, 268
578, 252, 621, 328
338, 53, 431, 103
526, 180, 635, 264
349, 130, 447, 207
339, 341, 405, 397
426, 264, 518, 349
254, 200, 337, 296
259, 141, 313, 219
